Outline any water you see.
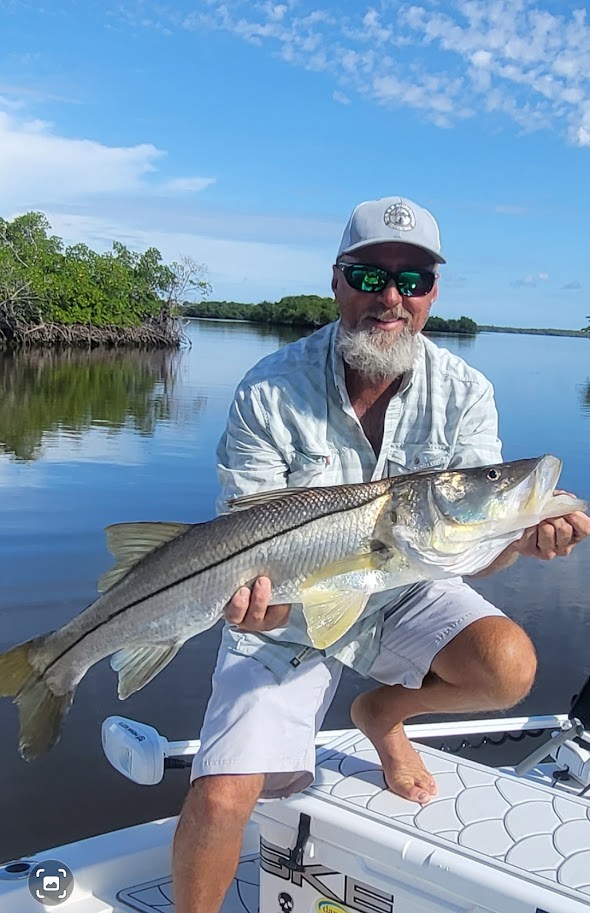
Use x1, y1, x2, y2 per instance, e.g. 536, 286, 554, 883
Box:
0, 321, 588, 861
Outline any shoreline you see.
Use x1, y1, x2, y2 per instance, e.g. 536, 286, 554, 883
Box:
185, 316, 589, 338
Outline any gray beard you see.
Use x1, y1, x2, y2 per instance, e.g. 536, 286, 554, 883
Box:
336, 323, 419, 383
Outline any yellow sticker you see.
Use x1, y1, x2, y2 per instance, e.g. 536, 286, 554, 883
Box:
315, 901, 349, 913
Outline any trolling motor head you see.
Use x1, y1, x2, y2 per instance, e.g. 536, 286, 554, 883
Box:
101, 717, 195, 785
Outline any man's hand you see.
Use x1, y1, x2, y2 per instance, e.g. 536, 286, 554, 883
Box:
224, 576, 291, 632
514, 510, 590, 560
470, 496, 589, 578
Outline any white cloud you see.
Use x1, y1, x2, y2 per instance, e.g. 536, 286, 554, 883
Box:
332, 90, 351, 105
511, 271, 550, 287
116, 0, 590, 147
0, 107, 216, 210
160, 176, 216, 193
0, 109, 160, 208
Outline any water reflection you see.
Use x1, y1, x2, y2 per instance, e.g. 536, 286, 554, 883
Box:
0, 348, 207, 461
426, 331, 476, 351
579, 380, 590, 417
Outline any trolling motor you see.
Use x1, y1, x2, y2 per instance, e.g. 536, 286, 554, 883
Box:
101, 716, 199, 785
549, 674, 590, 794
515, 674, 590, 793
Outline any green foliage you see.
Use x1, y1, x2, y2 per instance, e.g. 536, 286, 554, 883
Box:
425, 315, 478, 335
183, 297, 478, 333
0, 212, 211, 336
184, 295, 337, 327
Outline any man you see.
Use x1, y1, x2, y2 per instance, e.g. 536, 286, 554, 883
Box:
172, 196, 589, 913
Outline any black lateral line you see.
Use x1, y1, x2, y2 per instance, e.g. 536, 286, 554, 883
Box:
35, 492, 387, 679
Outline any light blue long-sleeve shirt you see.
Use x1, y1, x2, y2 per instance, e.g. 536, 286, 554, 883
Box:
216, 321, 502, 680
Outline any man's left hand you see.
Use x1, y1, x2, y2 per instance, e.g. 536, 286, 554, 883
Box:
515, 508, 590, 560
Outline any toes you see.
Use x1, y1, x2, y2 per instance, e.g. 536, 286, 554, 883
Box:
413, 788, 432, 805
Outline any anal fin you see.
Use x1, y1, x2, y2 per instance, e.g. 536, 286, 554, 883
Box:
110, 642, 184, 699
301, 590, 370, 650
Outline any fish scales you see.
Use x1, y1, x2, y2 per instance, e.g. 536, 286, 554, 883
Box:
33, 483, 394, 694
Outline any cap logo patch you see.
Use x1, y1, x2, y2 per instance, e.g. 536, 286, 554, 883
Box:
384, 202, 415, 232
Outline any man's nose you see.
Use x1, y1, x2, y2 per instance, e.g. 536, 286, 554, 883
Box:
376, 280, 404, 307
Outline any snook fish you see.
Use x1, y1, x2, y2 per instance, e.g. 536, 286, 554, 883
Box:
0, 454, 585, 760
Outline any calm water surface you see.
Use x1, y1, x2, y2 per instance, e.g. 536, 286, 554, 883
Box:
0, 321, 588, 860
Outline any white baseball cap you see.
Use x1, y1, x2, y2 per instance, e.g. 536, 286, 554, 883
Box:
337, 196, 445, 264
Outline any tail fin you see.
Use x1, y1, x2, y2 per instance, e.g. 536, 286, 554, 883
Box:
0, 641, 74, 761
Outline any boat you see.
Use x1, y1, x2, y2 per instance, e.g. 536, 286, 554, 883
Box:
1, 677, 590, 913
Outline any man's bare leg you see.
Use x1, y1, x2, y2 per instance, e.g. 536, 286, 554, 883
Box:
173, 773, 264, 913
351, 617, 537, 805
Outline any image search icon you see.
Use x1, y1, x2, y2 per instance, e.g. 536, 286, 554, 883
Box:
28, 860, 74, 906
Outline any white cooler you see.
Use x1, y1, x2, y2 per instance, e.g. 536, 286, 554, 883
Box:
252, 730, 590, 913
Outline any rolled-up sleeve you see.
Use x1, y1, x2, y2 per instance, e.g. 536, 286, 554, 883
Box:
216, 383, 288, 514
449, 381, 503, 468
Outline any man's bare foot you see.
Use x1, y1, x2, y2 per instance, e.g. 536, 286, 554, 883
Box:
350, 692, 437, 805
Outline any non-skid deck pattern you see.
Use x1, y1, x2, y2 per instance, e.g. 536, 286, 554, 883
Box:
313, 731, 590, 898
116, 853, 259, 913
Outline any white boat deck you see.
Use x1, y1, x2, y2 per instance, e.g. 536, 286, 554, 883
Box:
111, 732, 590, 913
117, 855, 259, 913
306, 731, 590, 900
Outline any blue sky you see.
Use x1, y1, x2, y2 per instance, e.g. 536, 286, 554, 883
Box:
1, 0, 589, 328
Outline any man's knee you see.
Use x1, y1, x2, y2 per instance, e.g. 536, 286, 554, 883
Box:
178, 774, 265, 832
433, 616, 537, 708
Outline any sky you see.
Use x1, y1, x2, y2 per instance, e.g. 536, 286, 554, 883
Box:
1, 0, 589, 329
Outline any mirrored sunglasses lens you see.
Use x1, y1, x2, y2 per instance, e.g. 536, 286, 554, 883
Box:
396, 271, 433, 296
348, 266, 388, 293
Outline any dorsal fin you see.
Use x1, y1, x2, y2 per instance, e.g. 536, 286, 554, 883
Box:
226, 487, 307, 511
98, 522, 192, 592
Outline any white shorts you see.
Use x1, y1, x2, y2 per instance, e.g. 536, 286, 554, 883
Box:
191, 578, 505, 798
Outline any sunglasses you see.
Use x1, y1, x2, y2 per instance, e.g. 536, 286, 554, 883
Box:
337, 262, 436, 297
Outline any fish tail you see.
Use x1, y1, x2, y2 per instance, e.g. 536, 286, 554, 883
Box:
0, 639, 74, 761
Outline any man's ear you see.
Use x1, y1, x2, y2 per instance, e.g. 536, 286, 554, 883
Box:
331, 265, 339, 295
431, 276, 439, 306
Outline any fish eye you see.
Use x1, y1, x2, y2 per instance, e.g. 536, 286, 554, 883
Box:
486, 469, 501, 481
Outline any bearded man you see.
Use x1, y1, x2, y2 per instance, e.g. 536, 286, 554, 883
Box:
172, 196, 590, 913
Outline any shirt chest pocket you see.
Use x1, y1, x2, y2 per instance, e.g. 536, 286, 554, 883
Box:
387, 442, 451, 475
286, 448, 337, 486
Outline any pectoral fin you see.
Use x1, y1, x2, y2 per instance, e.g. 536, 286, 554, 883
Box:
110, 642, 184, 699
301, 548, 391, 590
301, 590, 370, 650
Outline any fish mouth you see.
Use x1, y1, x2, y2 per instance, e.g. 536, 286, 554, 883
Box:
518, 454, 562, 518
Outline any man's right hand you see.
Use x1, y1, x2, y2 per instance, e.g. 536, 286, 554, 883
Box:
223, 576, 291, 632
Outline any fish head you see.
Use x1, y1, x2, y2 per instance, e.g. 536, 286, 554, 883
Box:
387, 454, 583, 577
429, 454, 562, 534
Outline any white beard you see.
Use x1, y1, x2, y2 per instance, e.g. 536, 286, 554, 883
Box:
336, 322, 419, 383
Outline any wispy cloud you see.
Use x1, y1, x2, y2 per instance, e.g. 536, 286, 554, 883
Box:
113, 0, 590, 146
494, 204, 530, 216
332, 90, 351, 105
160, 176, 216, 193
511, 271, 550, 287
